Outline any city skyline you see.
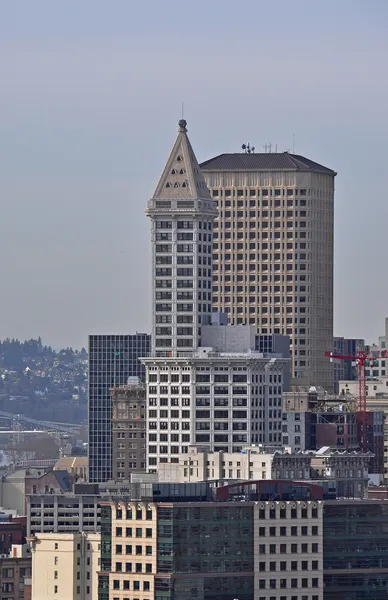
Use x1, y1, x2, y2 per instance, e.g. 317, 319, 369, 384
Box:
0, 1, 388, 349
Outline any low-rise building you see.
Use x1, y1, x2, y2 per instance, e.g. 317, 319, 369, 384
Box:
0, 467, 73, 515
0, 544, 32, 600
0, 515, 26, 554
157, 445, 273, 483
27, 493, 100, 536
28, 532, 100, 600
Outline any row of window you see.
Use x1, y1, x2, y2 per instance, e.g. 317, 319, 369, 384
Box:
258, 542, 319, 554
113, 579, 150, 591
258, 525, 319, 536
115, 544, 152, 556
212, 188, 308, 198
258, 578, 319, 589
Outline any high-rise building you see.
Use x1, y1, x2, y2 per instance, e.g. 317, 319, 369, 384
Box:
143, 123, 290, 469
146, 119, 218, 356
200, 153, 336, 391
88, 333, 150, 483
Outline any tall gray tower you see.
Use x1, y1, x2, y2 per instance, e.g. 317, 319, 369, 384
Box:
146, 120, 218, 357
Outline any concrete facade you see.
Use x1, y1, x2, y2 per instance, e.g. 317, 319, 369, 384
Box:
144, 350, 287, 470
29, 532, 100, 600
200, 154, 336, 391
254, 500, 323, 599
157, 445, 273, 483
27, 494, 100, 536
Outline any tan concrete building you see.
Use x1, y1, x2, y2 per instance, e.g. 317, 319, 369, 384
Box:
28, 532, 100, 600
200, 153, 336, 391
99, 501, 157, 600
111, 379, 146, 481
157, 445, 273, 483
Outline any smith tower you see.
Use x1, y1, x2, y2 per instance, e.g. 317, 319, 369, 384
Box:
146, 119, 218, 357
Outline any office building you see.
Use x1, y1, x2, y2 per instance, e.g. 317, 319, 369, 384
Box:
200, 152, 336, 391
111, 379, 147, 481
28, 532, 100, 600
323, 500, 388, 599
143, 122, 289, 469
98, 498, 255, 600
88, 333, 150, 482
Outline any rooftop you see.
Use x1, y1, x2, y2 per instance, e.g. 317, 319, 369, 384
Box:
200, 152, 336, 175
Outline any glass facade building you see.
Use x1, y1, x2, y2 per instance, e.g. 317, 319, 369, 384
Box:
323, 501, 388, 599
155, 504, 254, 600
88, 333, 150, 482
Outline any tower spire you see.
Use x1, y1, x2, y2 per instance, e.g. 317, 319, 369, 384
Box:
151, 119, 212, 202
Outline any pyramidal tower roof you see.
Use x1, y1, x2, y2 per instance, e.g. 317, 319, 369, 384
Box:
152, 120, 212, 201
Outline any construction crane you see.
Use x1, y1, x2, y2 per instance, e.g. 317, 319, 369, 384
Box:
325, 349, 388, 452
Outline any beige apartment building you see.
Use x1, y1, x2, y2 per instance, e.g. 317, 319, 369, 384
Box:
200, 153, 336, 391
28, 532, 100, 600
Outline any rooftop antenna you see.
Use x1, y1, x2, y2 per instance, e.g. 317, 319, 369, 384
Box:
292, 134, 295, 154
242, 142, 255, 154
181, 102, 184, 119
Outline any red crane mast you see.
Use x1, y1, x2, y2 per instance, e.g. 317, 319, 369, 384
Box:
325, 349, 388, 452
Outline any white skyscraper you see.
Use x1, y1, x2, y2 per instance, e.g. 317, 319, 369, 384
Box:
146, 119, 217, 357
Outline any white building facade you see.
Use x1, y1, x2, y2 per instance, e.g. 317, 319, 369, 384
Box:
143, 122, 289, 470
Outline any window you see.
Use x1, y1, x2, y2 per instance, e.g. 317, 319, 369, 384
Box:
146, 546, 152, 555
144, 581, 150, 591
113, 580, 120, 590
146, 528, 152, 538
116, 527, 123, 537
54, 586, 58, 594
54, 557, 58, 565
123, 581, 130, 590
136, 545, 142, 555
126, 527, 132, 537
136, 528, 142, 537
54, 571, 58, 579
54, 543, 58, 550
116, 545, 123, 554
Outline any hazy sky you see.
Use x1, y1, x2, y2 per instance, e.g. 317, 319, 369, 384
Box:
0, 0, 387, 349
